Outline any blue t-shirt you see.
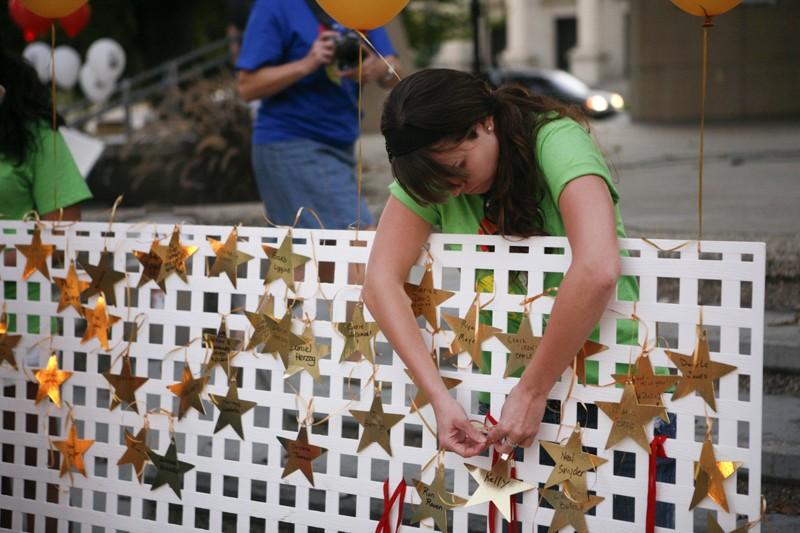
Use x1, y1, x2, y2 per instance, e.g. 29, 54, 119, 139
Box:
237, 0, 396, 147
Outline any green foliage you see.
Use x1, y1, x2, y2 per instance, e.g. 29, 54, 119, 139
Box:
401, 0, 470, 67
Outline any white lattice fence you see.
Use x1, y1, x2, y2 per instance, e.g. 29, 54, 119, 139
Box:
0, 222, 764, 532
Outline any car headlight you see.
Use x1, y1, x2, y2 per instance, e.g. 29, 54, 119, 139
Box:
610, 93, 625, 110
585, 95, 609, 113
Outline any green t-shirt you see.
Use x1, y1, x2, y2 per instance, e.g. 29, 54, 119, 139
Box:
0, 122, 92, 220
1, 122, 92, 334
389, 117, 639, 386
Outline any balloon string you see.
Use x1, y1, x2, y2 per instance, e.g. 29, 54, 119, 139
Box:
50, 23, 60, 219
697, 20, 710, 253
356, 44, 364, 236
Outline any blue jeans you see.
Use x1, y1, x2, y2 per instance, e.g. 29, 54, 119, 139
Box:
251, 138, 374, 229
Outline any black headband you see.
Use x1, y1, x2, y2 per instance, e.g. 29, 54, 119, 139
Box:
384, 124, 449, 159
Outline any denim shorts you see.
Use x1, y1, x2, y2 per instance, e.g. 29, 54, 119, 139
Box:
251, 138, 374, 229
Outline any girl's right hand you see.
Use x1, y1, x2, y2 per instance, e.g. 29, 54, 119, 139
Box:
432, 395, 488, 457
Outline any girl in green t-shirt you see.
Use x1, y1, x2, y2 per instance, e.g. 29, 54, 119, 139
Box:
363, 69, 634, 459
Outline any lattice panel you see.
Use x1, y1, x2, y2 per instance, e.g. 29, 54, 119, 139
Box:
0, 222, 764, 533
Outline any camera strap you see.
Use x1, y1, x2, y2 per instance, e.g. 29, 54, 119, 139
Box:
303, 0, 337, 29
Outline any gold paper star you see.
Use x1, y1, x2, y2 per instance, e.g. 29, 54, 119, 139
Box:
464, 458, 535, 521
34, 354, 72, 407
148, 440, 194, 499
245, 310, 273, 352
133, 240, 166, 292
16, 225, 54, 280
690, 434, 741, 513
167, 362, 209, 420
209, 380, 257, 440
540, 487, 604, 533
53, 423, 94, 478
442, 296, 500, 369
411, 463, 467, 532
117, 427, 151, 483
575, 340, 608, 384
208, 227, 253, 289
103, 353, 148, 412
277, 426, 327, 486
350, 393, 405, 456
154, 226, 198, 284
336, 302, 380, 363
541, 426, 607, 502
204, 317, 241, 376
613, 353, 677, 422
54, 261, 90, 315
406, 369, 461, 413
404, 265, 455, 328
596, 382, 663, 452
283, 323, 330, 381
496, 312, 541, 378
262, 230, 310, 292
261, 312, 305, 361
706, 512, 749, 533
82, 250, 125, 307
667, 325, 736, 412
81, 295, 121, 351
0, 315, 21, 370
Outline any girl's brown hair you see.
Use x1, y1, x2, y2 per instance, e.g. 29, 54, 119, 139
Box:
381, 68, 588, 237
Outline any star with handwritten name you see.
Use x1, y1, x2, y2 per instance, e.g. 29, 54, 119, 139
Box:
613, 353, 677, 422
411, 463, 467, 532
283, 323, 329, 381
443, 296, 500, 369
541, 487, 604, 533
208, 227, 253, 288
53, 423, 94, 478
404, 266, 454, 329
596, 382, 663, 452
103, 353, 148, 413
54, 260, 90, 315
167, 362, 209, 420
666, 325, 736, 412
464, 458, 534, 521
16, 225, 54, 280
262, 230, 309, 292
81, 295, 121, 351
541, 426, 607, 502
154, 226, 198, 284
496, 312, 541, 378
209, 380, 257, 440
277, 426, 327, 486
134, 240, 167, 292
204, 317, 241, 376
336, 302, 380, 363
82, 250, 125, 307
350, 393, 404, 456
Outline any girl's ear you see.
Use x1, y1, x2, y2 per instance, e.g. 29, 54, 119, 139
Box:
483, 116, 495, 133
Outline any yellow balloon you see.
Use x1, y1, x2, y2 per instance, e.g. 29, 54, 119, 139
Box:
315, 0, 409, 30
670, 0, 741, 17
20, 0, 87, 18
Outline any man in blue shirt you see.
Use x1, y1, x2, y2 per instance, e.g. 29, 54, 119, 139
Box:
237, 0, 399, 229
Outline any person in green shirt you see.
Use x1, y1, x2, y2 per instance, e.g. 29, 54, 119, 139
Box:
1, 46, 93, 333
363, 69, 636, 458
0, 46, 92, 221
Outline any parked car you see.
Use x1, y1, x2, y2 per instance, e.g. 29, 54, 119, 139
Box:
487, 68, 625, 119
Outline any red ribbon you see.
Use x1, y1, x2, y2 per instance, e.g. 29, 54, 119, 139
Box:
646, 435, 668, 533
484, 414, 519, 533
375, 478, 407, 533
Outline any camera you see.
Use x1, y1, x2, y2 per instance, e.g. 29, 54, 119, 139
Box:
330, 30, 362, 71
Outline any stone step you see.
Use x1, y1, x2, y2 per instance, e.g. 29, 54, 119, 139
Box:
765, 311, 800, 372
762, 394, 800, 483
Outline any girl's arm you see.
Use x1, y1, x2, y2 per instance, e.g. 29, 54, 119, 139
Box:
488, 174, 622, 453
363, 196, 487, 457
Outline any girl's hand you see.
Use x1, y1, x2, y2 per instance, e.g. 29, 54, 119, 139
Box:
432, 395, 488, 457
486, 382, 547, 456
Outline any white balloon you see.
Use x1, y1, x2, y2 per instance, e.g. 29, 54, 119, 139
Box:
53, 46, 82, 91
22, 42, 52, 84
79, 64, 115, 104
86, 38, 126, 83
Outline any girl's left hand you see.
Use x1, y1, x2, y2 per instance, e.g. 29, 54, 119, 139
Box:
486, 382, 547, 456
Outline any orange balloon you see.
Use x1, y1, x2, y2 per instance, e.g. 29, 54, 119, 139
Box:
315, 0, 409, 30
20, 0, 87, 18
670, 0, 741, 17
